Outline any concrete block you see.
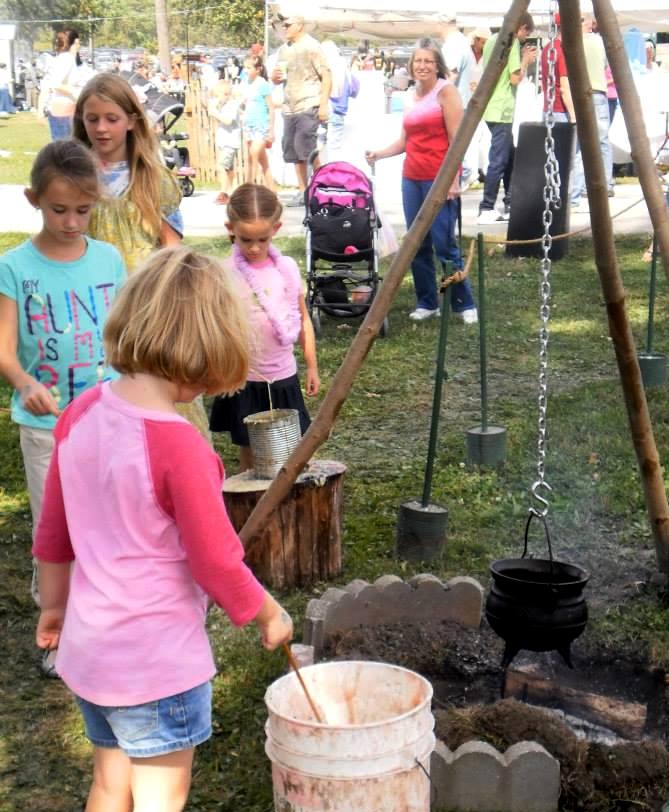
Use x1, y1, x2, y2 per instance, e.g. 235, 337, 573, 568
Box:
431, 739, 560, 812
342, 578, 369, 596
447, 576, 485, 627
409, 573, 443, 587
504, 742, 560, 812
373, 578, 413, 623
323, 591, 360, 637
320, 587, 348, 605
350, 583, 388, 627
303, 597, 328, 654
373, 574, 404, 588
449, 741, 505, 811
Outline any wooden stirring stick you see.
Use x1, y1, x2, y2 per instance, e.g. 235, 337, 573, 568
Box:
283, 643, 324, 723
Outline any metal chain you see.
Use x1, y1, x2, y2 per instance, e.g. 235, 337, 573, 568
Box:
531, 0, 561, 519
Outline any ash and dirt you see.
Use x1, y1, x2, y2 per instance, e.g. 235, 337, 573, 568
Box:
327, 619, 669, 811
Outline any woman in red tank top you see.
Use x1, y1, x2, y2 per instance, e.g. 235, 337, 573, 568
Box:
366, 39, 477, 323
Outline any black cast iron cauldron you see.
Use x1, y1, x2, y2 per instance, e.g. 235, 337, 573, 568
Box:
486, 512, 590, 669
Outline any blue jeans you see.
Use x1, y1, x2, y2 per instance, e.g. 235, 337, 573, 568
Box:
480, 122, 515, 212
401, 177, 475, 313
48, 114, 72, 141
570, 92, 613, 202
0, 88, 15, 113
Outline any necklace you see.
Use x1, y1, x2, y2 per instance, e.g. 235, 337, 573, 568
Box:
232, 243, 301, 347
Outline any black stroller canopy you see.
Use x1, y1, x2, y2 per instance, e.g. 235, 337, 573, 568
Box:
144, 89, 184, 129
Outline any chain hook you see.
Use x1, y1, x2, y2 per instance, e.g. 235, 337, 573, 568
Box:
530, 480, 553, 518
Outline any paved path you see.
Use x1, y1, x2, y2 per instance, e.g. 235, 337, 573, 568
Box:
0, 178, 654, 241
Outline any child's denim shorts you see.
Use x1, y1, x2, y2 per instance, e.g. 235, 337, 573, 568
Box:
75, 681, 212, 758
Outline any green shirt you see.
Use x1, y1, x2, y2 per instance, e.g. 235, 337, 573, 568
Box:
482, 33, 522, 124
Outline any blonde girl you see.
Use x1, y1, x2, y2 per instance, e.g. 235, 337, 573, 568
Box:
73, 74, 213, 437
73, 73, 182, 275
0, 140, 125, 675
209, 183, 320, 471
33, 246, 293, 811
242, 55, 275, 189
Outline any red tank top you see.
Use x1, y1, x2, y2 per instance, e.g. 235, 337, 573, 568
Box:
402, 78, 450, 181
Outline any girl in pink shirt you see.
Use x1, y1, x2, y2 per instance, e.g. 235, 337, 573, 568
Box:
33, 246, 293, 812
209, 183, 320, 471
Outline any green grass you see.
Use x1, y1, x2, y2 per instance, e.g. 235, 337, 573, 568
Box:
2, 209, 669, 806
0, 112, 50, 185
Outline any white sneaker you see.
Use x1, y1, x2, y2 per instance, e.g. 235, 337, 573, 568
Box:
409, 307, 440, 321
457, 308, 479, 325
477, 209, 502, 225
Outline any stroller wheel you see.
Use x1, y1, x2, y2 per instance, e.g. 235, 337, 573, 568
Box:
379, 315, 390, 339
180, 177, 195, 197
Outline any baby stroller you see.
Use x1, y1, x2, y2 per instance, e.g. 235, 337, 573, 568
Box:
305, 161, 388, 337
136, 78, 198, 197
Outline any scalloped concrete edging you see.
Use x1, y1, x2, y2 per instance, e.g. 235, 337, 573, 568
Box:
294, 574, 560, 812
303, 573, 485, 659
431, 740, 560, 812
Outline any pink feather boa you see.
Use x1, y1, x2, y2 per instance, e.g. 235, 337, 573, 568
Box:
232, 243, 301, 347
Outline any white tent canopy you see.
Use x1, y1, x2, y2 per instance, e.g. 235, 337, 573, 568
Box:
270, 0, 669, 38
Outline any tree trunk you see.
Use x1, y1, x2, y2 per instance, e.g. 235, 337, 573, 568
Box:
225, 461, 345, 589
155, 0, 171, 77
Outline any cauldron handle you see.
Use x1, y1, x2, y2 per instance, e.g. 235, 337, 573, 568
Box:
522, 511, 555, 579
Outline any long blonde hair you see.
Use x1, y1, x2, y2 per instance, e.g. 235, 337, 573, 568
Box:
73, 74, 166, 240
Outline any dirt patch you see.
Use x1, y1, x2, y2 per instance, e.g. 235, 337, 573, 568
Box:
328, 619, 669, 811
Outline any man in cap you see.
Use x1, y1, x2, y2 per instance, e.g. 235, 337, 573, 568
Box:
271, 13, 331, 206
477, 11, 537, 224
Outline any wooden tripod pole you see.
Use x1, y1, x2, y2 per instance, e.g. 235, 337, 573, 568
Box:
560, 1, 669, 572
593, 0, 669, 286
239, 0, 533, 552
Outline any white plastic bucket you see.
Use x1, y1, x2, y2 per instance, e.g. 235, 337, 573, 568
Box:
265, 660, 434, 811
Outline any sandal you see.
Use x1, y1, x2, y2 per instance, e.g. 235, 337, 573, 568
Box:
40, 648, 59, 679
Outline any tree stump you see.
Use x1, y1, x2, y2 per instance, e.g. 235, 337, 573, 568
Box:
223, 460, 346, 589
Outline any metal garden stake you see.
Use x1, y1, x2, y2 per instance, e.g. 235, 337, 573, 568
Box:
466, 233, 508, 465
637, 237, 668, 388
395, 264, 452, 562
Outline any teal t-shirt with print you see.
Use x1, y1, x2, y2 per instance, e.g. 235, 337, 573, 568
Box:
482, 34, 522, 124
0, 237, 126, 429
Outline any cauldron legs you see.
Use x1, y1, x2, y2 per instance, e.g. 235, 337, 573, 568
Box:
557, 644, 574, 669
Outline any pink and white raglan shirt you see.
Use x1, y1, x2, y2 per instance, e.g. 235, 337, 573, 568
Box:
33, 382, 266, 707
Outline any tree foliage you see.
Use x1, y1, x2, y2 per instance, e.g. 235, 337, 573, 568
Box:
2, 0, 264, 52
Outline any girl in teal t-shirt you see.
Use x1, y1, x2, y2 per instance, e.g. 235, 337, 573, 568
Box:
0, 140, 125, 674
242, 55, 276, 190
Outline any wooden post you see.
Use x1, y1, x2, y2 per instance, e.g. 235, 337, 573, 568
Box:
560, 1, 669, 572
239, 0, 533, 552
592, 0, 669, 286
